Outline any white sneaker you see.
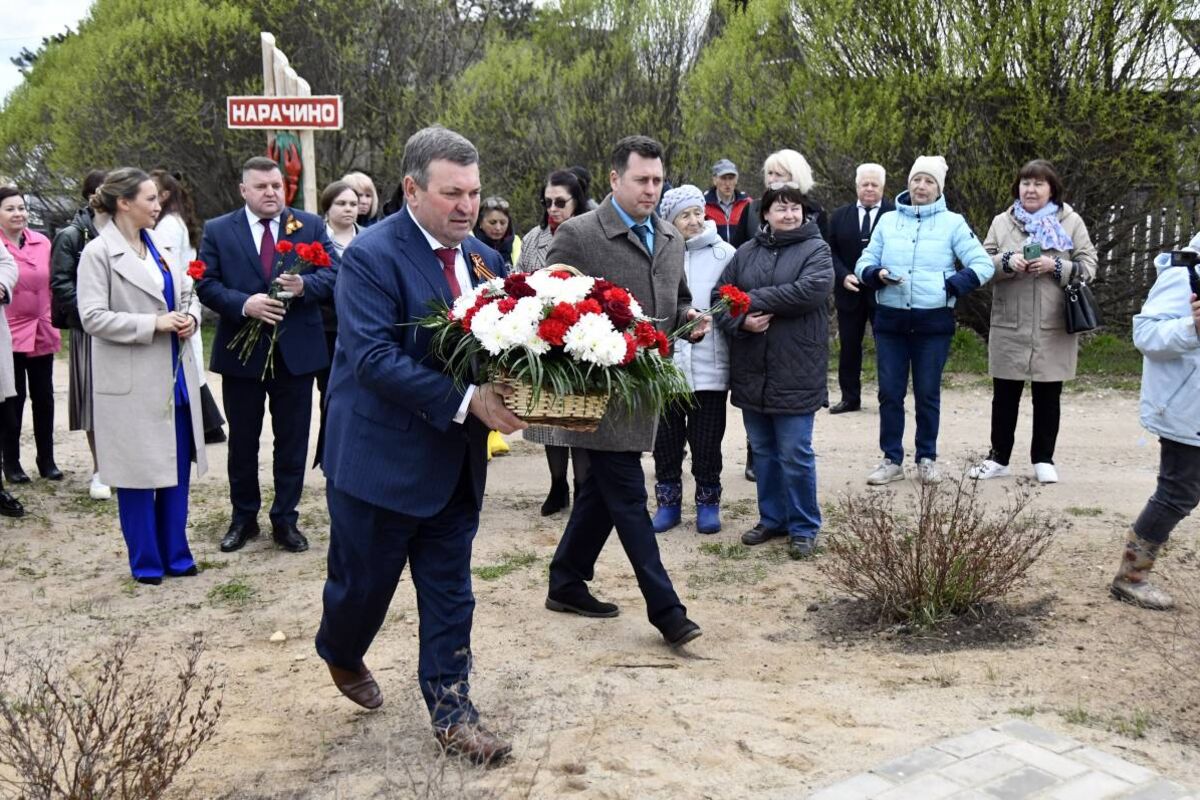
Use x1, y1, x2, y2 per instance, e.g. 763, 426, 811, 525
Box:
1033, 463, 1059, 484
866, 459, 905, 485
968, 459, 1011, 480
917, 458, 942, 484
89, 473, 111, 501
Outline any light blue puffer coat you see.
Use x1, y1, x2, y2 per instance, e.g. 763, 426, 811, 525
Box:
1135, 252, 1200, 447
855, 191, 994, 318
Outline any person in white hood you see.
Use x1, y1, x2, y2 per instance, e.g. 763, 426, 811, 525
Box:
1116, 231, 1200, 610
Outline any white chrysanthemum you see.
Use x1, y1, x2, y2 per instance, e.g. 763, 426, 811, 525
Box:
629, 297, 645, 319
563, 312, 627, 367
527, 271, 594, 304
451, 285, 487, 318
470, 303, 507, 355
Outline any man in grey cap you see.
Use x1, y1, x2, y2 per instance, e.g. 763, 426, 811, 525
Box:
704, 158, 752, 245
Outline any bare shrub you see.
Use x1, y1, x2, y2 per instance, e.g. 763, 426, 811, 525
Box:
820, 476, 1057, 626
0, 634, 222, 799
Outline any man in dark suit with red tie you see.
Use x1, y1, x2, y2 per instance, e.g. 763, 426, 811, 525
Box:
196, 156, 338, 554
315, 126, 525, 765
826, 163, 894, 414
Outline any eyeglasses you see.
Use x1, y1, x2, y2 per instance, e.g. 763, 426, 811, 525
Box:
766, 181, 801, 191
481, 197, 509, 211
541, 197, 572, 209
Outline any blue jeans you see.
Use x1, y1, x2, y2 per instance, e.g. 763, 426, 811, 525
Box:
874, 331, 952, 464
742, 409, 820, 540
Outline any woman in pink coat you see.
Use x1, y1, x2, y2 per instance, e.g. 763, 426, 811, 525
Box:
0, 187, 63, 483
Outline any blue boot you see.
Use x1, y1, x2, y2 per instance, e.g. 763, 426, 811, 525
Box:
695, 483, 722, 534
652, 481, 682, 533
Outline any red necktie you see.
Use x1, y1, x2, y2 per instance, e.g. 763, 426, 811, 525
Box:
260, 218, 276, 283
435, 247, 462, 298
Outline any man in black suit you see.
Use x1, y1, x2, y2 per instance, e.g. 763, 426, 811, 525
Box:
826, 163, 893, 414
196, 156, 338, 554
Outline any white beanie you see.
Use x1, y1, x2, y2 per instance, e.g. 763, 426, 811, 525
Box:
659, 184, 705, 224
908, 155, 948, 195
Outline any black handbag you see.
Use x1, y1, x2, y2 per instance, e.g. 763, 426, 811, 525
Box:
1064, 262, 1101, 334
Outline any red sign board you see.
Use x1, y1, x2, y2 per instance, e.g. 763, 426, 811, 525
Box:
226, 96, 343, 130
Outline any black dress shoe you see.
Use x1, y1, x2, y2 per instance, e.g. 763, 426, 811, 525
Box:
829, 400, 861, 415
36, 458, 64, 480
0, 490, 24, 518
271, 522, 309, 553
540, 480, 569, 516
741, 524, 786, 546
134, 575, 163, 586
4, 464, 30, 484
220, 520, 260, 552
545, 591, 619, 618
663, 616, 702, 648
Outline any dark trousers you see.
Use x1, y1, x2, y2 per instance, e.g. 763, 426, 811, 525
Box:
545, 445, 590, 486
836, 302, 872, 406
875, 331, 952, 464
1134, 437, 1200, 545
316, 467, 479, 728
3, 352, 54, 466
548, 449, 686, 632
652, 390, 728, 485
222, 367, 314, 526
989, 378, 1062, 465
115, 404, 195, 579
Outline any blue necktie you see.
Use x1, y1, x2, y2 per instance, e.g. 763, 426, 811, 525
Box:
632, 223, 651, 255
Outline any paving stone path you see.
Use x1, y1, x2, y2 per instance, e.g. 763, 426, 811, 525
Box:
808, 720, 1195, 800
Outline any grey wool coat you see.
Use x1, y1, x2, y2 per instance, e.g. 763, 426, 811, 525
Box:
526, 195, 692, 452
0, 247, 19, 400
77, 223, 207, 489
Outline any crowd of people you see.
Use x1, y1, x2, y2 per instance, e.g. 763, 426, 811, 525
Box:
1, 125, 1196, 763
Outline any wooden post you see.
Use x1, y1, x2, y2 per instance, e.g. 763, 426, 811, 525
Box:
260, 33, 277, 152
296, 76, 317, 212
257, 32, 326, 212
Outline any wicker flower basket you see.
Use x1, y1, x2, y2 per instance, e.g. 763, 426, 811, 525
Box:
499, 378, 610, 432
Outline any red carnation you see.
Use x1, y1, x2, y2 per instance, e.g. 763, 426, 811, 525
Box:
537, 318, 570, 346
603, 298, 634, 330
308, 242, 332, 267
576, 298, 602, 316
294, 242, 313, 262
720, 284, 752, 317
550, 269, 574, 279
655, 330, 670, 357
276, 240, 294, 255
587, 279, 616, 302
620, 333, 638, 365
549, 302, 579, 326
634, 321, 658, 348
186, 260, 207, 280
602, 286, 631, 305
497, 297, 517, 313
504, 273, 537, 299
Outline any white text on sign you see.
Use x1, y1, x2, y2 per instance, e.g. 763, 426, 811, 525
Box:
226, 96, 343, 130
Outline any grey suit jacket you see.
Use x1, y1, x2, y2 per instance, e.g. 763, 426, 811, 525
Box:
528, 195, 691, 452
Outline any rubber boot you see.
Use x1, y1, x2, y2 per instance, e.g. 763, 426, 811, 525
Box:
1111, 528, 1175, 610
652, 481, 682, 533
695, 483, 722, 534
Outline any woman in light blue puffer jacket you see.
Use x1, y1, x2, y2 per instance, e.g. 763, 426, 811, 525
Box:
855, 155, 993, 485
1112, 236, 1200, 611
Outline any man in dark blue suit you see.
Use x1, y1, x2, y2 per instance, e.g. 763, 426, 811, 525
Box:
826, 163, 894, 414
196, 156, 338, 554
315, 127, 525, 766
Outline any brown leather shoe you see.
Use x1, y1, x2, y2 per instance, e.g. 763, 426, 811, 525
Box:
327, 662, 383, 709
435, 722, 512, 766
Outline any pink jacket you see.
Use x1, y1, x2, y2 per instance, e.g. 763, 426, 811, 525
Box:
2, 230, 61, 356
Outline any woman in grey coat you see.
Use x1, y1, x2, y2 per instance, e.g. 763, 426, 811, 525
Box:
714, 183, 834, 559
651, 186, 735, 535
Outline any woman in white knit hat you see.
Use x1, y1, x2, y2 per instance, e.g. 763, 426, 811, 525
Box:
855, 155, 994, 485
650, 185, 736, 535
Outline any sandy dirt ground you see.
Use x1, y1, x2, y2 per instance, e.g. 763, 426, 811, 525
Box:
3, 362, 1199, 799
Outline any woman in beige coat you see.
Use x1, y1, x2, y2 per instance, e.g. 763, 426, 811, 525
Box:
971, 160, 1097, 484
77, 168, 207, 584
0, 245, 24, 516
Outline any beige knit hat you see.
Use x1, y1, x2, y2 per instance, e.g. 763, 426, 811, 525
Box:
908, 155, 948, 195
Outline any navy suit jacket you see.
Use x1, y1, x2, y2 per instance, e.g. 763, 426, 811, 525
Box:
196, 207, 338, 377
827, 199, 895, 312
321, 208, 507, 517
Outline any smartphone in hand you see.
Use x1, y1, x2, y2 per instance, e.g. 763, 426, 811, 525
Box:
1022, 242, 1042, 261
880, 272, 905, 285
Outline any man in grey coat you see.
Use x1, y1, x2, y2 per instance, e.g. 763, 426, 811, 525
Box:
543, 135, 707, 647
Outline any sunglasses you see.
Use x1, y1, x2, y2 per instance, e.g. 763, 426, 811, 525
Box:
766, 181, 802, 191
482, 198, 510, 211
541, 197, 572, 209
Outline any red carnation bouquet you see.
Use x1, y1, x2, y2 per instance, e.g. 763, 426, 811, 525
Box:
227, 240, 333, 379
418, 264, 751, 428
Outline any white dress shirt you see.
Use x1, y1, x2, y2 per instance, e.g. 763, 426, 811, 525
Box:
857, 203, 879, 234
244, 206, 281, 253
410, 216, 477, 424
